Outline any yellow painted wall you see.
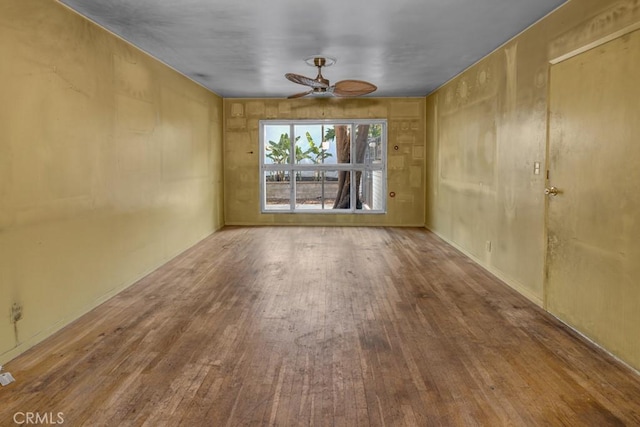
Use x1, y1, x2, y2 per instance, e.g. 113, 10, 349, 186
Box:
426, 0, 640, 304
224, 98, 425, 226
546, 29, 640, 370
0, 0, 224, 364
426, 0, 640, 365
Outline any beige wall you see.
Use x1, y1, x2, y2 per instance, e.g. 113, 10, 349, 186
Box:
0, 0, 224, 364
224, 98, 425, 226
3, 0, 637, 371
545, 28, 640, 370
426, 0, 640, 304
426, 0, 640, 368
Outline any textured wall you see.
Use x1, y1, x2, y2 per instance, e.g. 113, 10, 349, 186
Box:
546, 23, 640, 371
426, 0, 640, 367
426, 0, 640, 303
224, 98, 425, 226
0, 0, 223, 364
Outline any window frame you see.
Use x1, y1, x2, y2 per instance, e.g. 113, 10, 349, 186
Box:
259, 119, 387, 214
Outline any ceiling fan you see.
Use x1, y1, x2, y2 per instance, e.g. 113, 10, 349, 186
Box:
285, 56, 377, 99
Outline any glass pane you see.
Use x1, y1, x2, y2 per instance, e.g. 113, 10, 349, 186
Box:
357, 170, 384, 211
328, 125, 350, 165
293, 124, 336, 165
355, 123, 383, 164
264, 125, 292, 166
261, 120, 386, 214
264, 171, 290, 210
295, 170, 341, 210
331, 171, 352, 210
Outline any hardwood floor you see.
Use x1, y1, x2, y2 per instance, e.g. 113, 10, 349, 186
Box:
2, 227, 640, 426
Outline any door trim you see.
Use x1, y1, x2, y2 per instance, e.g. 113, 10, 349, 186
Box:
543, 21, 640, 309
550, 21, 640, 65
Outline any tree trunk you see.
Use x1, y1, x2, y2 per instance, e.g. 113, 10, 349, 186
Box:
353, 124, 369, 209
333, 126, 350, 208
333, 124, 370, 209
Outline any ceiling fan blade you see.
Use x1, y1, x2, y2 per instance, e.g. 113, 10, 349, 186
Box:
288, 90, 312, 99
333, 80, 377, 97
285, 73, 329, 89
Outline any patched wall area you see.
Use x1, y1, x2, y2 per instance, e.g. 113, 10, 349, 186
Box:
0, 0, 223, 363
224, 98, 425, 226
426, 0, 640, 369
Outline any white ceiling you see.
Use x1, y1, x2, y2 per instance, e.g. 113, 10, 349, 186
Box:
59, 0, 567, 98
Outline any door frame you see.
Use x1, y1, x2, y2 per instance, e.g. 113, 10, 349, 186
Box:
543, 20, 640, 310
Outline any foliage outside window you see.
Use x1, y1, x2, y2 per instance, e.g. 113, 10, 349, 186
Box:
260, 120, 387, 213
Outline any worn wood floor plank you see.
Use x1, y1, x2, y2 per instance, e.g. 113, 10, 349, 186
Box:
1, 227, 640, 426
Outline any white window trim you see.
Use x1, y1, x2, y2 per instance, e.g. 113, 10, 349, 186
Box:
260, 119, 387, 214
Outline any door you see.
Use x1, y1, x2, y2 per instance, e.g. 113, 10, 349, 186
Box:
546, 28, 640, 370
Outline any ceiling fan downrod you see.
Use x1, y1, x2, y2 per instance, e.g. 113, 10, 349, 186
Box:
313, 57, 330, 88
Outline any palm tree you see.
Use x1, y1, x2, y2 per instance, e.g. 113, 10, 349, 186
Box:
266, 133, 300, 181
305, 132, 332, 180
294, 144, 312, 180
324, 127, 336, 142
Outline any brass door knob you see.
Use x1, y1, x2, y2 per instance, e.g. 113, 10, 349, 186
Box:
544, 186, 559, 196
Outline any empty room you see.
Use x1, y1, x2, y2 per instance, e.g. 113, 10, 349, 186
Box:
1, 0, 640, 425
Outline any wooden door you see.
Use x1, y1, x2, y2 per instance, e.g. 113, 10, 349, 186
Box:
546, 28, 640, 370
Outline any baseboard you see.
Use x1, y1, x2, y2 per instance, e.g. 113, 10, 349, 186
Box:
223, 222, 427, 228
0, 228, 218, 366
424, 226, 544, 307
0, 286, 125, 366
547, 312, 640, 377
